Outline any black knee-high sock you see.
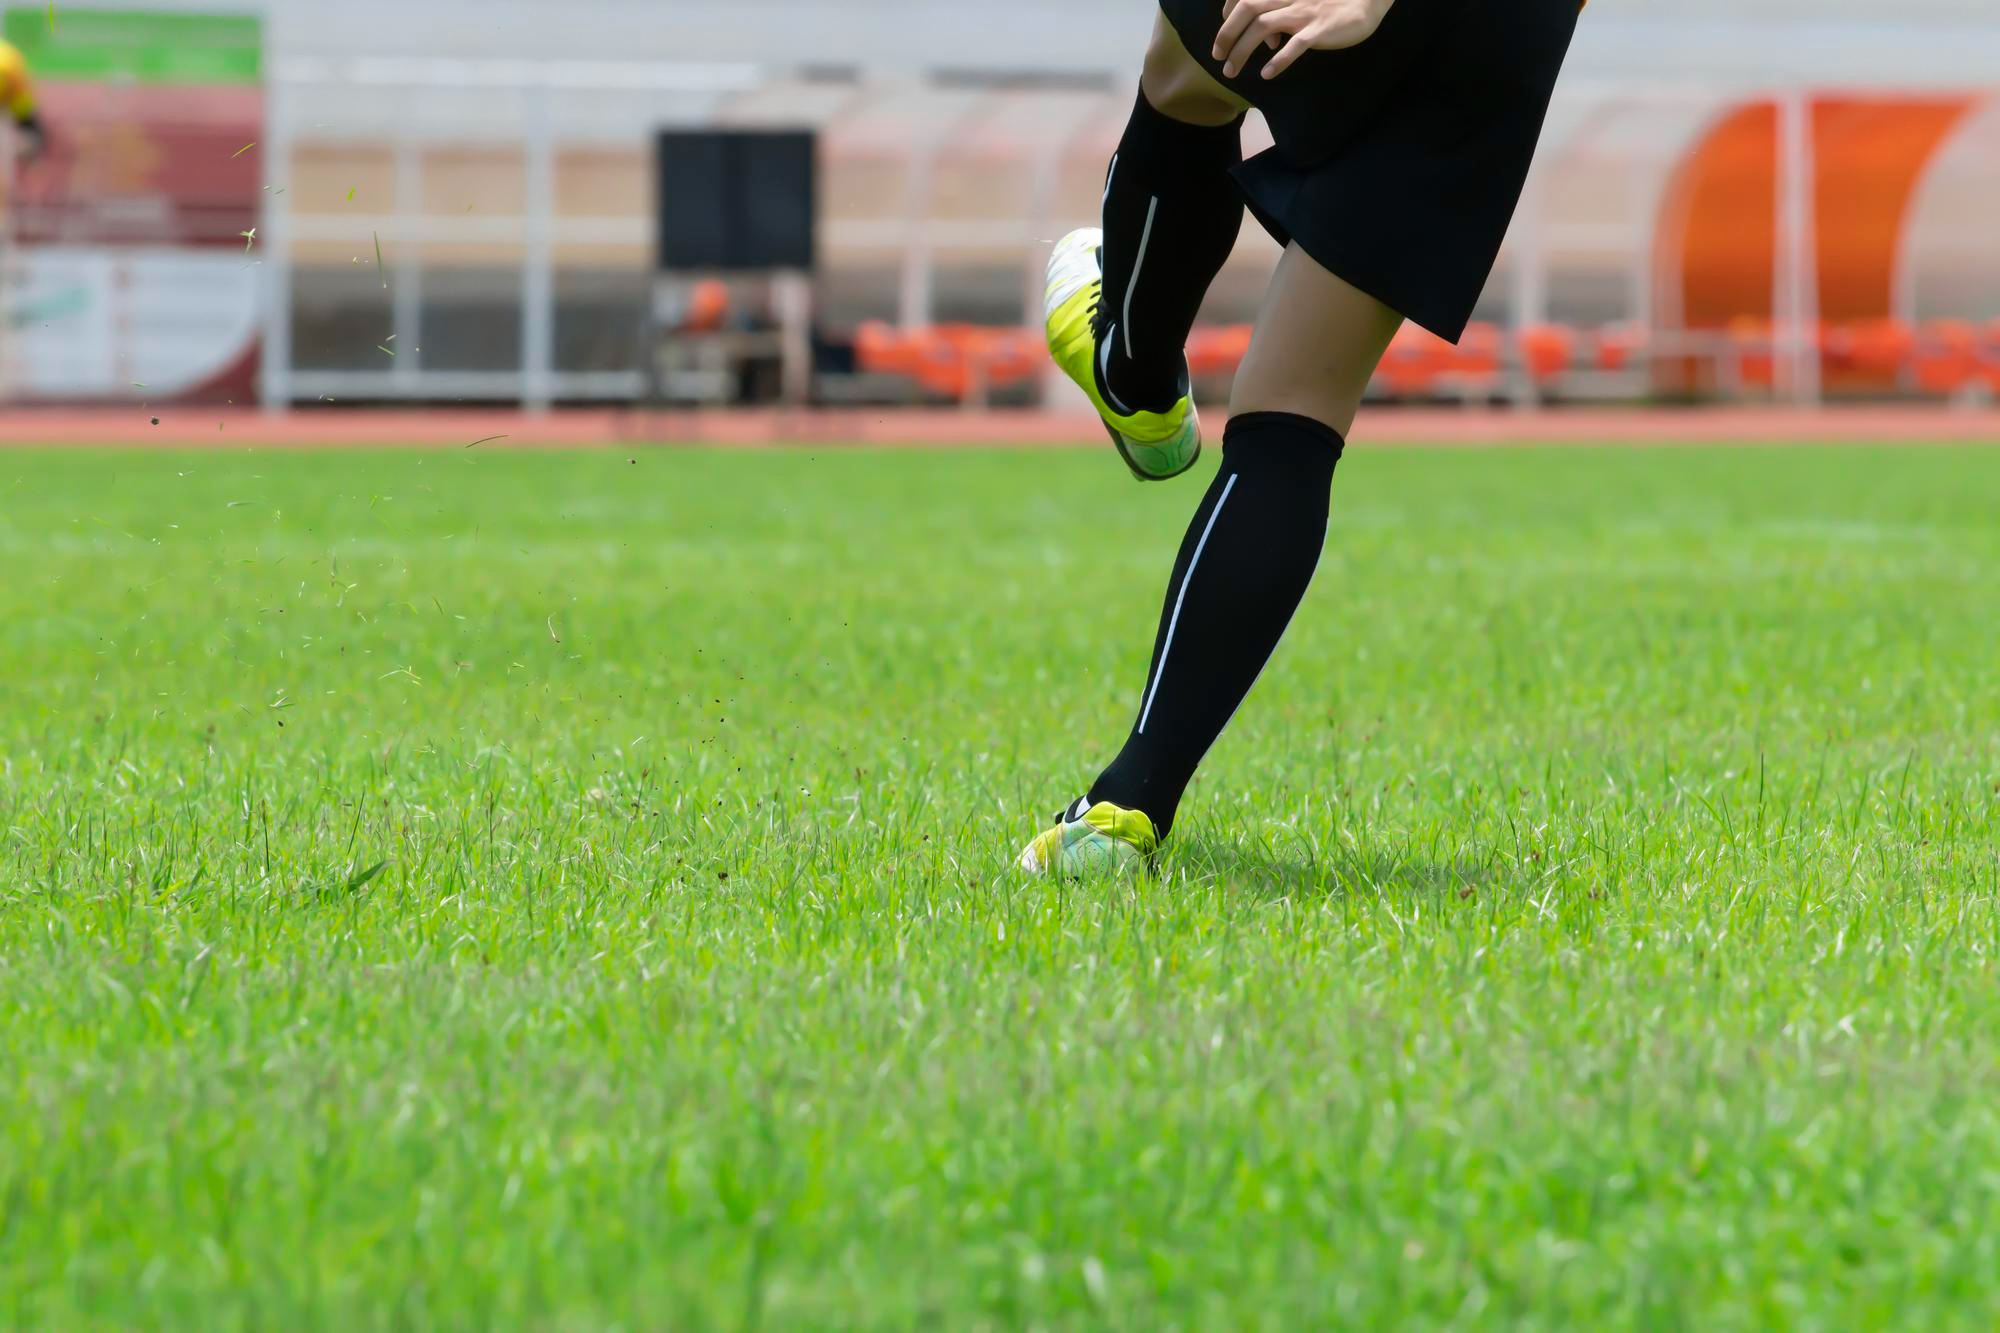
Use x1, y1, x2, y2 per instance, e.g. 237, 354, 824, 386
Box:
1089, 413, 1344, 836
1097, 90, 1245, 414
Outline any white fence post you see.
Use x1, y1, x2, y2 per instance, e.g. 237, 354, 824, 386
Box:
522, 81, 557, 413
260, 72, 294, 412
1774, 87, 1822, 407
393, 133, 424, 390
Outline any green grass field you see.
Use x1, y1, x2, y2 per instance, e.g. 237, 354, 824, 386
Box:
4, 442, 1999, 1328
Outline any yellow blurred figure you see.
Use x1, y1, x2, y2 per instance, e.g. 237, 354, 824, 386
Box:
0, 38, 46, 161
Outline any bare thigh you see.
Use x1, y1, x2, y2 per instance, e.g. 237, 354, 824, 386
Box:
1229, 244, 1404, 438
1141, 14, 1250, 127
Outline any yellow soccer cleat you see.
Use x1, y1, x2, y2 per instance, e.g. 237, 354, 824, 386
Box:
1044, 227, 1202, 482
1017, 797, 1162, 877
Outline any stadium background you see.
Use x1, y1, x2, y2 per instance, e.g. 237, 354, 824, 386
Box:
2, 0, 1997, 433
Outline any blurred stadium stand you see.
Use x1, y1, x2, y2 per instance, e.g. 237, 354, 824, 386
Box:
7, 0, 2000, 411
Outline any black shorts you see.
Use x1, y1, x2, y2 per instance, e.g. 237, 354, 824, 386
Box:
1159, 0, 1578, 342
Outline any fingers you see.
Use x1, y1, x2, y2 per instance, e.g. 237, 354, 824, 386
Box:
1261, 30, 1315, 79
1218, 2, 1296, 78
1214, 0, 1285, 76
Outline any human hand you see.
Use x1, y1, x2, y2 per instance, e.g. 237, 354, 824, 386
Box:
1214, 0, 1396, 79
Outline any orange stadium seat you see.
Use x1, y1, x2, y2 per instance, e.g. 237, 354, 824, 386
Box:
1517, 324, 1578, 385
854, 323, 1044, 403
1373, 322, 1505, 400
682, 279, 731, 335
1823, 318, 1915, 384
929, 325, 1041, 401
855, 322, 928, 380
1186, 325, 1254, 378
1373, 323, 1450, 397
1725, 316, 1779, 390
1912, 320, 1983, 397
1591, 322, 1648, 373
1454, 323, 1506, 382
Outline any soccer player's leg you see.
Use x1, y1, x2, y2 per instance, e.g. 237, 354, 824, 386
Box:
1044, 17, 1249, 482
1222, 245, 1403, 440
1022, 248, 1401, 875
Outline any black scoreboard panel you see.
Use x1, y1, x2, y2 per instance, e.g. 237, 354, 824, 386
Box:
658, 130, 817, 271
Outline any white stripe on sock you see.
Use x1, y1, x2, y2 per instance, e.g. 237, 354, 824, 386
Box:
1099, 331, 1133, 416
1138, 472, 1238, 736
1102, 154, 1119, 207
1123, 196, 1159, 362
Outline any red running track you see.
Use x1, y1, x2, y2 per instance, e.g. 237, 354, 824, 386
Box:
0, 404, 1996, 449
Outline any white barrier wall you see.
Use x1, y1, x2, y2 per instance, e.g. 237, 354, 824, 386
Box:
135, 0, 2000, 87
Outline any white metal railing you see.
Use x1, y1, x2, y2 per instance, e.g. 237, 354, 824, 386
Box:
238, 65, 1998, 412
